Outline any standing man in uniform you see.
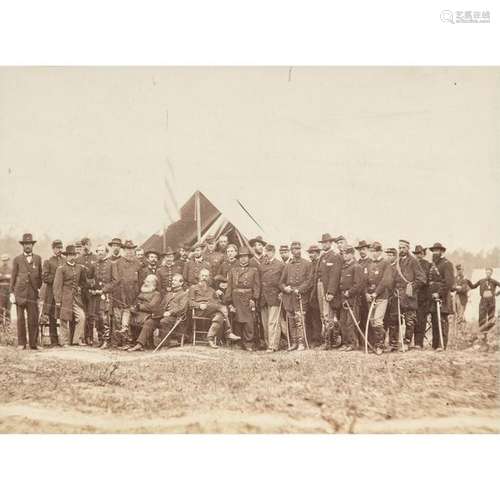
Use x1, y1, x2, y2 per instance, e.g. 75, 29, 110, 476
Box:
259, 244, 284, 352
279, 242, 313, 351
338, 246, 363, 352
76, 237, 97, 345
225, 247, 261, 351
183, 243, 211, 287
366, 242, 394, 355
0, 254, 13, 326
306, 244, 323, 345
203, 235, 224, 277
279, 244, 291, 264
427, 243, 455, 351
355, 240, 371, 345
112, 240, 141, 348
138, 248, 161, 286
176, 243, 190, 267
157, 247, 184, 294
9, 234, 43, 350
89, 244, 114, 349
453, 264, 472, 332
394, 239, 426, 349
53, 245, 87, 347
218, 243, 239, 280
469, 268, 500, 335
412, 245, 431, 349
41, 239, 65, 347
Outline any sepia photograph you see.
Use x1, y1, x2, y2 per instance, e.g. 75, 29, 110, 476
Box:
0, 66, 498, 434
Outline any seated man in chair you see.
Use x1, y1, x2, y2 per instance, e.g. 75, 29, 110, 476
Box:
189, 268, 239, 349
128, 273, 188, 351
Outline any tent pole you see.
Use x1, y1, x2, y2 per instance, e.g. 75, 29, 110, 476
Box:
196, 191, 201, 242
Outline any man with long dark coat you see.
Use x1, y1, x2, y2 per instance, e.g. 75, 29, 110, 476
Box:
9, 233, 43, 350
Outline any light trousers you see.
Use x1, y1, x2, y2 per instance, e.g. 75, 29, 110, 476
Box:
261, 305, 281, 350
60, 302, 85, 345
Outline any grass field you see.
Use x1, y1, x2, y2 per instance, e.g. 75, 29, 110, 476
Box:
0, 322, 498, 433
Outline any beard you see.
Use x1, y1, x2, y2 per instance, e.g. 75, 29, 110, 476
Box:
432, 253, 441, 263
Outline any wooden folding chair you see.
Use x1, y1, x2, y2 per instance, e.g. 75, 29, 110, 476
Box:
191, 307, 213, 346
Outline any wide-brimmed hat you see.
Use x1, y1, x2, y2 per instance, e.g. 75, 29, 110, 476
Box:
51, 239, 63, 249
429, 242, 446, 252
412, 245, 427, 255
162, 247, 176, 256
122, 240, 137, 249
318, 233, 335, 243
145, 248, 161, 257
19, 233, 36, 245
334, 235, 346, 243
237, 246, 252, 257
62, 245, 77, 256
249, 235, 267, 247
307, 244, 321, 253
108, 237, 123, 247
355, 240, 370, 250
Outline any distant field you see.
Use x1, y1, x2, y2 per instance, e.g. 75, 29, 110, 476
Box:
0, 327, 498, 433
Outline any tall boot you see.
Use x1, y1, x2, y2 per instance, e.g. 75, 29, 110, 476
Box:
322, 326, 331, 350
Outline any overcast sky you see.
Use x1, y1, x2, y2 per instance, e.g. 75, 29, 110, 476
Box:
0, 67, 498, 251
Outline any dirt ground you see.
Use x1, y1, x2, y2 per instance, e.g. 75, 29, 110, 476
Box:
0, 336, 498, 433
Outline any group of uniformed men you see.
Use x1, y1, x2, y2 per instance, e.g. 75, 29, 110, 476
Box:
0, 232, 498, 354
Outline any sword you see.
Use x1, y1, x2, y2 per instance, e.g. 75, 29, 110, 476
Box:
396, 290, 406, 352
343, 300, 376, 353
297, 293, 309, 349
154, 316, 184, 353
365, 297, 376, 355
435, 298, 445, 350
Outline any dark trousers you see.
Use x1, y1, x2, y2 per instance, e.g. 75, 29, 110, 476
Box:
16, 301, 39, 347
306, 305, 322, 345
430, 311, 449, 349
234, 320, 255, 347
47, 298, 59, 345
339, 302, 358, 348
414, 305, 429, 348
479, 298, 495, 329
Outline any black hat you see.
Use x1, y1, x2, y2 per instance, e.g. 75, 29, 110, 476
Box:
81, 237, 91, 246
108, 237, 123, 247
429, 242, 446, 252
249, 235, 267, 247
162, 247, 176, 256
265, 244, 276, 251
122, 240, 137, 250
62, 245, 77, 256
237, 246, 252, 257
318, 233, 335, 243
19, 233, 36, 245
334, 235, 346, 243
412, 245, 427, 255
355, 240, 370, 250
52, 239, 63, 248
307, 244, 321, 253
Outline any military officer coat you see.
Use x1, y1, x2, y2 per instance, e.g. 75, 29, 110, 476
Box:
394, 254, 426, 310
225, 263, 261, 323
428, 256, 455, 314
53, 262, 87, 321
259, 256, 284, 308
279, 256, 313, 313
41, 254, 65, 313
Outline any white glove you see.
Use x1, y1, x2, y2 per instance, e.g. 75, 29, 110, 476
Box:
10, 293, 16, 304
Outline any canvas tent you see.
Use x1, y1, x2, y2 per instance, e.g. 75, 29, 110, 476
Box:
142, 190, 281, 253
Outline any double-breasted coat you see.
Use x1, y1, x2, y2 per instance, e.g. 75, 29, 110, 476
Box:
113, 256, 142, 308
279, 257, 313, 313
394, 255, 426, 310
53, 262, 87, 321
157, 262, 184, 295
10, 254, 43, 306
259, 257, 284, 308
183, 257, 211, 286
338, 260, 363, 306
225, 264, 261, 323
